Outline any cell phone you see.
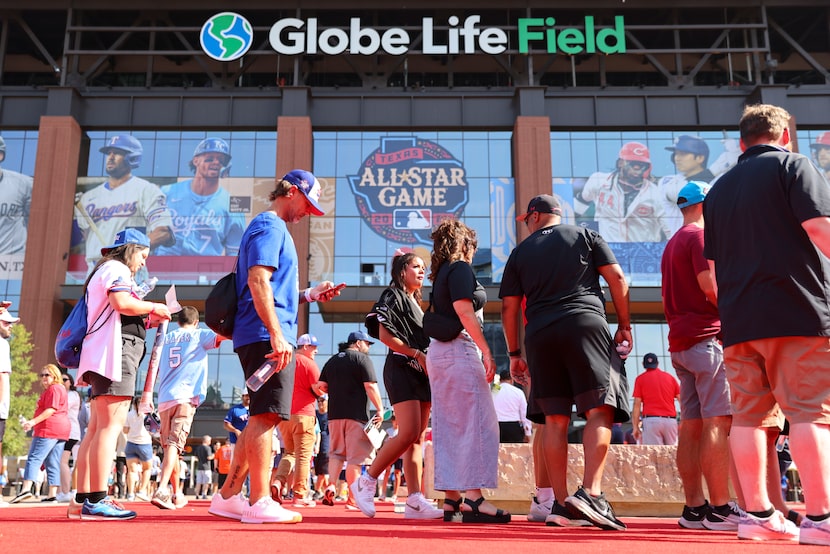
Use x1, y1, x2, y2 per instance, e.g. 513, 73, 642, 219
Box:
321, 283, 347, 295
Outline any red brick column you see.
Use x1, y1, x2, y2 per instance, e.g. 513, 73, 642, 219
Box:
276, 116, 313, 334
512, 116, 552, 242
21, 116, 82, 371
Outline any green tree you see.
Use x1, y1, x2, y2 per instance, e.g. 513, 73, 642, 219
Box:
4, 323, 36, 456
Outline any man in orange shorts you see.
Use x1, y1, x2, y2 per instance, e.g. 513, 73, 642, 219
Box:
704, 104, 830, 545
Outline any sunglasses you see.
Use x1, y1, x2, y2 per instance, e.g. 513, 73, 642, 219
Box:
40, 373, 51, 377
625, 161, 650, 171
62, 377, 70, 382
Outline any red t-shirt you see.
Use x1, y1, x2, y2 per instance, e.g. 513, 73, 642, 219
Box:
661, 223, 721, 352
291, 353, 321, 417
632, 369, 680, 417
34, 383, 71, 439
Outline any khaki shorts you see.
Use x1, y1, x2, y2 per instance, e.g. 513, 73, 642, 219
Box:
328, 419, 375, 466
724, 336, 830, 427
159, 403, 196, 453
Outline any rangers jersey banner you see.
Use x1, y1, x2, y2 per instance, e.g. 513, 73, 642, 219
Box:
347, 137, 469, 245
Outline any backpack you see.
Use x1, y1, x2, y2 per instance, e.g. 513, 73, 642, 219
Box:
54, 289, 113, 369
204, 270, 237, 338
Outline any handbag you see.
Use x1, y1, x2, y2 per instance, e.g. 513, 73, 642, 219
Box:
205, 270, 237, 337
55, 289, 113, 369
364, 419, 387, 450
422, 294, 463, 342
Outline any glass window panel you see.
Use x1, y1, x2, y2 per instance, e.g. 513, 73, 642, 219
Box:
151, 139, 179, 176
229, 139, 255, 177
254, 138, 277, 176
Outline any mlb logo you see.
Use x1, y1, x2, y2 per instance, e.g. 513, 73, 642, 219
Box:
394, 209, 432, 230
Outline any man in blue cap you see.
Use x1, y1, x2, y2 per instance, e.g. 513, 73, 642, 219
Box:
317, 331, 384, 511
209, 169, 343, 525
662, 180, 741, 531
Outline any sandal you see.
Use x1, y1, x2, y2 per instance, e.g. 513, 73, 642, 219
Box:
461, 496, 511, 524
443, 497, 463, 523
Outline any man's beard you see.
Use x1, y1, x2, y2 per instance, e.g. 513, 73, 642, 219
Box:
106, 164, 131, 179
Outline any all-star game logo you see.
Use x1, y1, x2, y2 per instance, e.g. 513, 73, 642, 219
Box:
347, 137, 469, 244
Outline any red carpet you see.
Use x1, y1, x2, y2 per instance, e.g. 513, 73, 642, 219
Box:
0, 498, 819, 553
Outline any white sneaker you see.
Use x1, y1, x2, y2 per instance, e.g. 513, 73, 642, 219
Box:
404, 494, 443, 520
55, 492, 73, 503
738, 510, 799, 541
134, 492, 151, 502
801, 517, 830, 546
240, 496, 302, 524
350, 475, 377, 518
208, 492, 249, 520
527, 495, 553, 522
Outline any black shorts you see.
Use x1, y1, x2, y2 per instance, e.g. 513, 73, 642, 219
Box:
85, 335, 146, 398
314, 454, 329, 476
235, 341, 294, 420
383, 353, 431, 405
64, 438, 79, 452
526, 312, 630, 423
0, 418, 5, 441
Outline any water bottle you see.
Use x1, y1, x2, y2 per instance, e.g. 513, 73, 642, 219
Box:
616, 340, 631, 360
246, 359, 278, 392
135, 276, 158, 299
18, 414, 26, 426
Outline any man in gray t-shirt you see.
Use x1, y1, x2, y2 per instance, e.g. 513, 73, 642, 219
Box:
0, 137, 32, 255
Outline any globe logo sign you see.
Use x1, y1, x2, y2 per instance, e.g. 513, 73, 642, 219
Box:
201, 12, 253, 62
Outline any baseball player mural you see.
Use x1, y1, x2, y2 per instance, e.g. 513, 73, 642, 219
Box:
658, 135, 716, 236
74, 134, 174, 270
810, 132, 830, 182
155, 138, 246, 256
0, 136, 33, 255
580, 142, 672, 243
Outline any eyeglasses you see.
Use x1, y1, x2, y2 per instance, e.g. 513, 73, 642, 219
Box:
39, 373, 51, 377
523, 213, 535, 226
62, 377, 70, 382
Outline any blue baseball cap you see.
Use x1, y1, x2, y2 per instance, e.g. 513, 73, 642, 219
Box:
297, 333, 319, 347
282, 169, 324, 216
348, 330, 374, 344
676, 181, 709, 209
666, 135, 709, 158
101, 228, 151, 255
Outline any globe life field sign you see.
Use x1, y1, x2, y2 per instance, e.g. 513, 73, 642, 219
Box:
201, 13, 626, 57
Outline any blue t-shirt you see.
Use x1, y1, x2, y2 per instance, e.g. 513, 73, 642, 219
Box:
156, 326, 218, 406
233, 211, 300, 349
156, 180, 245, 256
223, 403, 249, 444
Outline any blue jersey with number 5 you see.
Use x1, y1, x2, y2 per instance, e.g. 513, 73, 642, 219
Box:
157, 326, 219, 406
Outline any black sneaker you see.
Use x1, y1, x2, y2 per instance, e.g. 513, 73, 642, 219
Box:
564, 486, 626, 531
546, 501, 593, 527
678, 501, 711, 529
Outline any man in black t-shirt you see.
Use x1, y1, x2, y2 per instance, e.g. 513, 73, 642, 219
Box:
317, 331, 383, 510
704, 104, 830, 544
500, 194, 632, 531
192, 435, 214, 500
